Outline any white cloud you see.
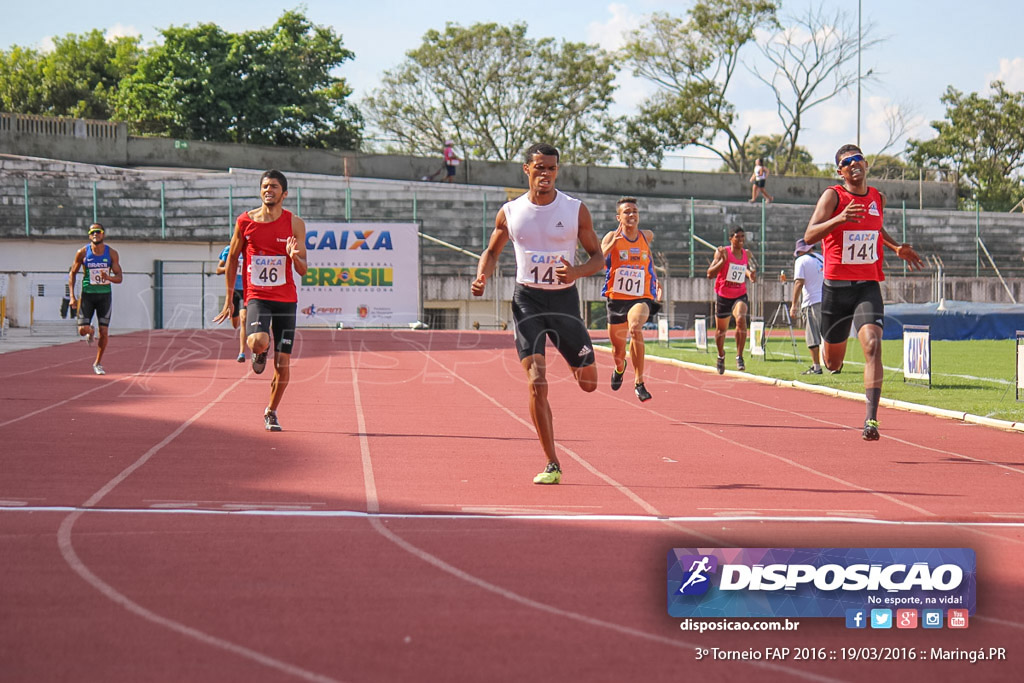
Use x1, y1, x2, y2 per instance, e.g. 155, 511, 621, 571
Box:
987, 57, 1024, 92
36, 23, 141, 53
105, 23, 142, 41
586, 3, 642, 51
589, 4, 653, 116
738, 108, 783, 137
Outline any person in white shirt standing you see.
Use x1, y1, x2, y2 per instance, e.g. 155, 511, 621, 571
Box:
790, 239, 825, 374
472, 143, 604, 485
749, 158, 774, 203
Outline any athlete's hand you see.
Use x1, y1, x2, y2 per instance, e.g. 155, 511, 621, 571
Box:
896, 243, 925, 271
212, 302, 232, 324
555, 256, 576, 284
837, 201, 865, 224
286, 235, 300, 259
471, 274, 486, 297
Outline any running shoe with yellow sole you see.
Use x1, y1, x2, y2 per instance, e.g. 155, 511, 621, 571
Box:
533, 462, 561, 485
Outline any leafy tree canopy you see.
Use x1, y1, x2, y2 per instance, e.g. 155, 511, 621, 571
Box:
364, 22, 619, 164
0, 30, 141, 119
115, 10, 362, 149
907, 82, 1024, 210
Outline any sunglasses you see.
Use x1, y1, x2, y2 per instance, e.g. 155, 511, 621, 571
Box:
838, 154, 865, 168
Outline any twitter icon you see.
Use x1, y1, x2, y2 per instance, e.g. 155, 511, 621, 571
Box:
870, 609, 893, 629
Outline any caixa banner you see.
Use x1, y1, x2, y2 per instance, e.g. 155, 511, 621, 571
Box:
298, 223, 419, 328
667, 548, 975, 618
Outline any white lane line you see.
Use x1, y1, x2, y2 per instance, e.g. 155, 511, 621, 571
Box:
0, 372, 142, 429
351, 363, 379, 514
9, 506, 1024, 527
633, 359, 1024, 547
348, 353, 842, 683
606, 383, 938, 517
55, 373, 340, 683
418, 351, 663, 518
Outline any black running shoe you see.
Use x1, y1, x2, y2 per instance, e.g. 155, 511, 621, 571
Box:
801, 366, 823, 375
611, 368, 624, 391
634, 382, 652, 402
716, 356, 725, 375
830, 362, 843, 375
252, 351, 267, 375
862, 419, 879, 441
264, 409, 282, 432
736, 356, 746, 371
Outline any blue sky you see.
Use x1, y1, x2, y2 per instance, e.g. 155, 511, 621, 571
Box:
5, 1, 1022, 169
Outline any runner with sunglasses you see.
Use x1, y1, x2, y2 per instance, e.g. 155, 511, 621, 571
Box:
804, 144, 924, 440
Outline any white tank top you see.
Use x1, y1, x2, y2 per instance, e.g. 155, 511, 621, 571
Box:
504, 190, 581, 290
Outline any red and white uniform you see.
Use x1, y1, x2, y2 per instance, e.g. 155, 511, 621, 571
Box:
822, 185, 885, 282
238, 210, 298, 303
714, 247, 750, 298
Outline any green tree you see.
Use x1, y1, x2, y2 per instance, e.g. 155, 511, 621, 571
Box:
866, 154, 913, 181
115, 10, 362, 149
0, 30, 140, 118
620, 0, 779, 171
907, 82, 1024, 210
363, 22, 619, 164
0, 46, 45, 113
749, 7, 880, 175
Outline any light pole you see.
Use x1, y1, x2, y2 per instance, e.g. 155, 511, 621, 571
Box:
856, 0, 862, 147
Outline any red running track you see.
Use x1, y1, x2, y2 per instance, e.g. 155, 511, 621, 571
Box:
1, 329, 1022, 682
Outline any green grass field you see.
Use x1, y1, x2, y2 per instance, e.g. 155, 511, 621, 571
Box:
631, 336, 1024, 423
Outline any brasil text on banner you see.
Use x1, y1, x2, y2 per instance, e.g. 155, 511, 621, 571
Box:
298, 223, 419, 327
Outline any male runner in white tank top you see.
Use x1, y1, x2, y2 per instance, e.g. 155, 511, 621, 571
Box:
472, 143, 604, 484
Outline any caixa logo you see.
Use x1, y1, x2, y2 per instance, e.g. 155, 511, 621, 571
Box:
677, 554, 719, 595
305, 230, 393, 251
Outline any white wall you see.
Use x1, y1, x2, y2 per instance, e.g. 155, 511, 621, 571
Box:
0, 239, 226, 329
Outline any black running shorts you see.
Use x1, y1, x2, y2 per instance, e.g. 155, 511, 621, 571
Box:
605, 298, 661, 326
715, 293, 749, 319
231, 289, 244, 318
820, 280, 884, 344
511, 284, 595, 368
77, 292, 112, 327
246, 299, 297, 354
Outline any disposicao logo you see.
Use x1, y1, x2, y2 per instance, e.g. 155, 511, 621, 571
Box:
676, 555, 718, 596
667, 548, 976, 619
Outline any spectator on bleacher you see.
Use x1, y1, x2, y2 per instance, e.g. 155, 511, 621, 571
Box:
443, 140, 460, 183
804, 144, 924, 441
749, 158, 773, 203
790, 238, 824, 375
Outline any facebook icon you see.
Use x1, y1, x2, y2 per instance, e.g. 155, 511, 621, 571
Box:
846, 609, 867, 629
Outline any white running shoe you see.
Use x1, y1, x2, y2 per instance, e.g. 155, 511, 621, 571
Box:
92, 364, 106, 375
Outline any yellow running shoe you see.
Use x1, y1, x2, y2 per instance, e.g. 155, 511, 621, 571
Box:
533, 462, 562, 485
